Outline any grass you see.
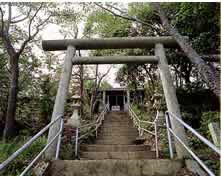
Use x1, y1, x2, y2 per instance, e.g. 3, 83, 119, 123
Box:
0, 136, 47, 176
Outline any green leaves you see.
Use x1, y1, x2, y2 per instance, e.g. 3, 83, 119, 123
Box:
84, 8, 130, 38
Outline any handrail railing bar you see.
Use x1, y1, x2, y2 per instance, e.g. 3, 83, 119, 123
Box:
165, 113, 174, 158
167, 112, 221, 155
129, 106, 154, 125
75, 104, 108, 158
20, 128, 63, 176
79, 128, 96, 140
0, 114, 63, 171
140, 120, 154, 125
55, 119, 64, 160
128, 105, 159, 159
153, 111, 159, 123
142, 128, 155, 136
168, 128, 215, 176
79, 122, 96, 129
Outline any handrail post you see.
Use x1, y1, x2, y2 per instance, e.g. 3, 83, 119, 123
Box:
55, 119, 64, 160
165, 112, 174, 159
154, 122, 159, 158
155, 43, 189, 159
45, 45, 76, 159
75, 128, 79, 158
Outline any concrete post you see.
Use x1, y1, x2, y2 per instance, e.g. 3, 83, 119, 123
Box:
127, 90, 130, 104
45, 45, 76, 159
123, 94, 125, 111
103, 91, 106, 107
107, 95, 110, 110
155, 43, 189, 159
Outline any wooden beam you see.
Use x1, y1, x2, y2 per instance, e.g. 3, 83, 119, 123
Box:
42, 36, 178, 51
155, 43, 190, 159
45, 45, 76, 159
72, 56, 158, 65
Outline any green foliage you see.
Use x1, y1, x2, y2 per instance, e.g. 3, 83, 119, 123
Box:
0, 136, 47, 175
84, 9, 130, 38
199, 112, 220, 138
39, 75, 58, 123
161, 2, 220, 54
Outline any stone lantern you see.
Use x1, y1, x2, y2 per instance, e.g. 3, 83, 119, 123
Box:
66, 95, 81, 128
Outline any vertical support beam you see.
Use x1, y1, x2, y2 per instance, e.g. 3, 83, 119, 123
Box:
123, 94, 125, 111
155, 43, 189, 159
45, 45, 76, 159
103, 91, 106, 106
127, 90, 130, 105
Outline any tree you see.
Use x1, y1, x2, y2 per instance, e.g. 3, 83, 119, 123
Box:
150, 3, 220, 98
88, 65, 112, 118
94, 2, 220, 98
0, 3, 52, 138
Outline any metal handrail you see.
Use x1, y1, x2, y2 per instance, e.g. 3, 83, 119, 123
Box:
128, 105, 159, 158
0, 114, 64, 176
165, 111, 221, 176
74, 104, 109, 157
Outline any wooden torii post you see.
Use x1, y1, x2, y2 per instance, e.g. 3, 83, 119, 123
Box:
42, 36, 189, 159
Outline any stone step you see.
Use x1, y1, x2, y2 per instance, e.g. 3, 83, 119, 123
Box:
99, 132, 138, 137
103, 120, 133, 125
80, 144, 151, 152
105, 117, 131, 120
96, 139, 135, 145
80, 151, 156, 160
100, 124, 136, 128
100, 125, 136, 129
46, 159, 182, 175
107, 111, 128, 115
97, 135, 137, 141
98, 129, 138, 134
105, 116, 129, 120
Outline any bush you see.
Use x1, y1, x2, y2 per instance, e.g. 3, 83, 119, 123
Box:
0, 136, 47, 175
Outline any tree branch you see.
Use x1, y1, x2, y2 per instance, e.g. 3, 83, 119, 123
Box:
17, 4, 52, 56
94, 2, 153, 27
97, 66, 112, 88
11, 7, 32, 24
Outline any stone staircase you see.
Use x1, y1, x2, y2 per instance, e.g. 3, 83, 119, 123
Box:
80, 111, 155, 159
46, 111, 183, 175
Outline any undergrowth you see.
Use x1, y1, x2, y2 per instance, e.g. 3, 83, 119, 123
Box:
0, 136, 47, 176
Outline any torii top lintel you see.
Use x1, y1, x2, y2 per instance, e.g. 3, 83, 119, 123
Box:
42, 36, 179, 51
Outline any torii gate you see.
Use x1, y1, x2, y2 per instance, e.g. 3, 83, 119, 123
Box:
42, 36, 189, 159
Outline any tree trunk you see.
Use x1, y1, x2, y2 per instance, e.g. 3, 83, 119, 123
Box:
3, 55, 19, 139
151, 3, 220, 98
89, 65, 98, 118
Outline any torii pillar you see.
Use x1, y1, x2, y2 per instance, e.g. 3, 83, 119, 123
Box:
155, 43, 189, 158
